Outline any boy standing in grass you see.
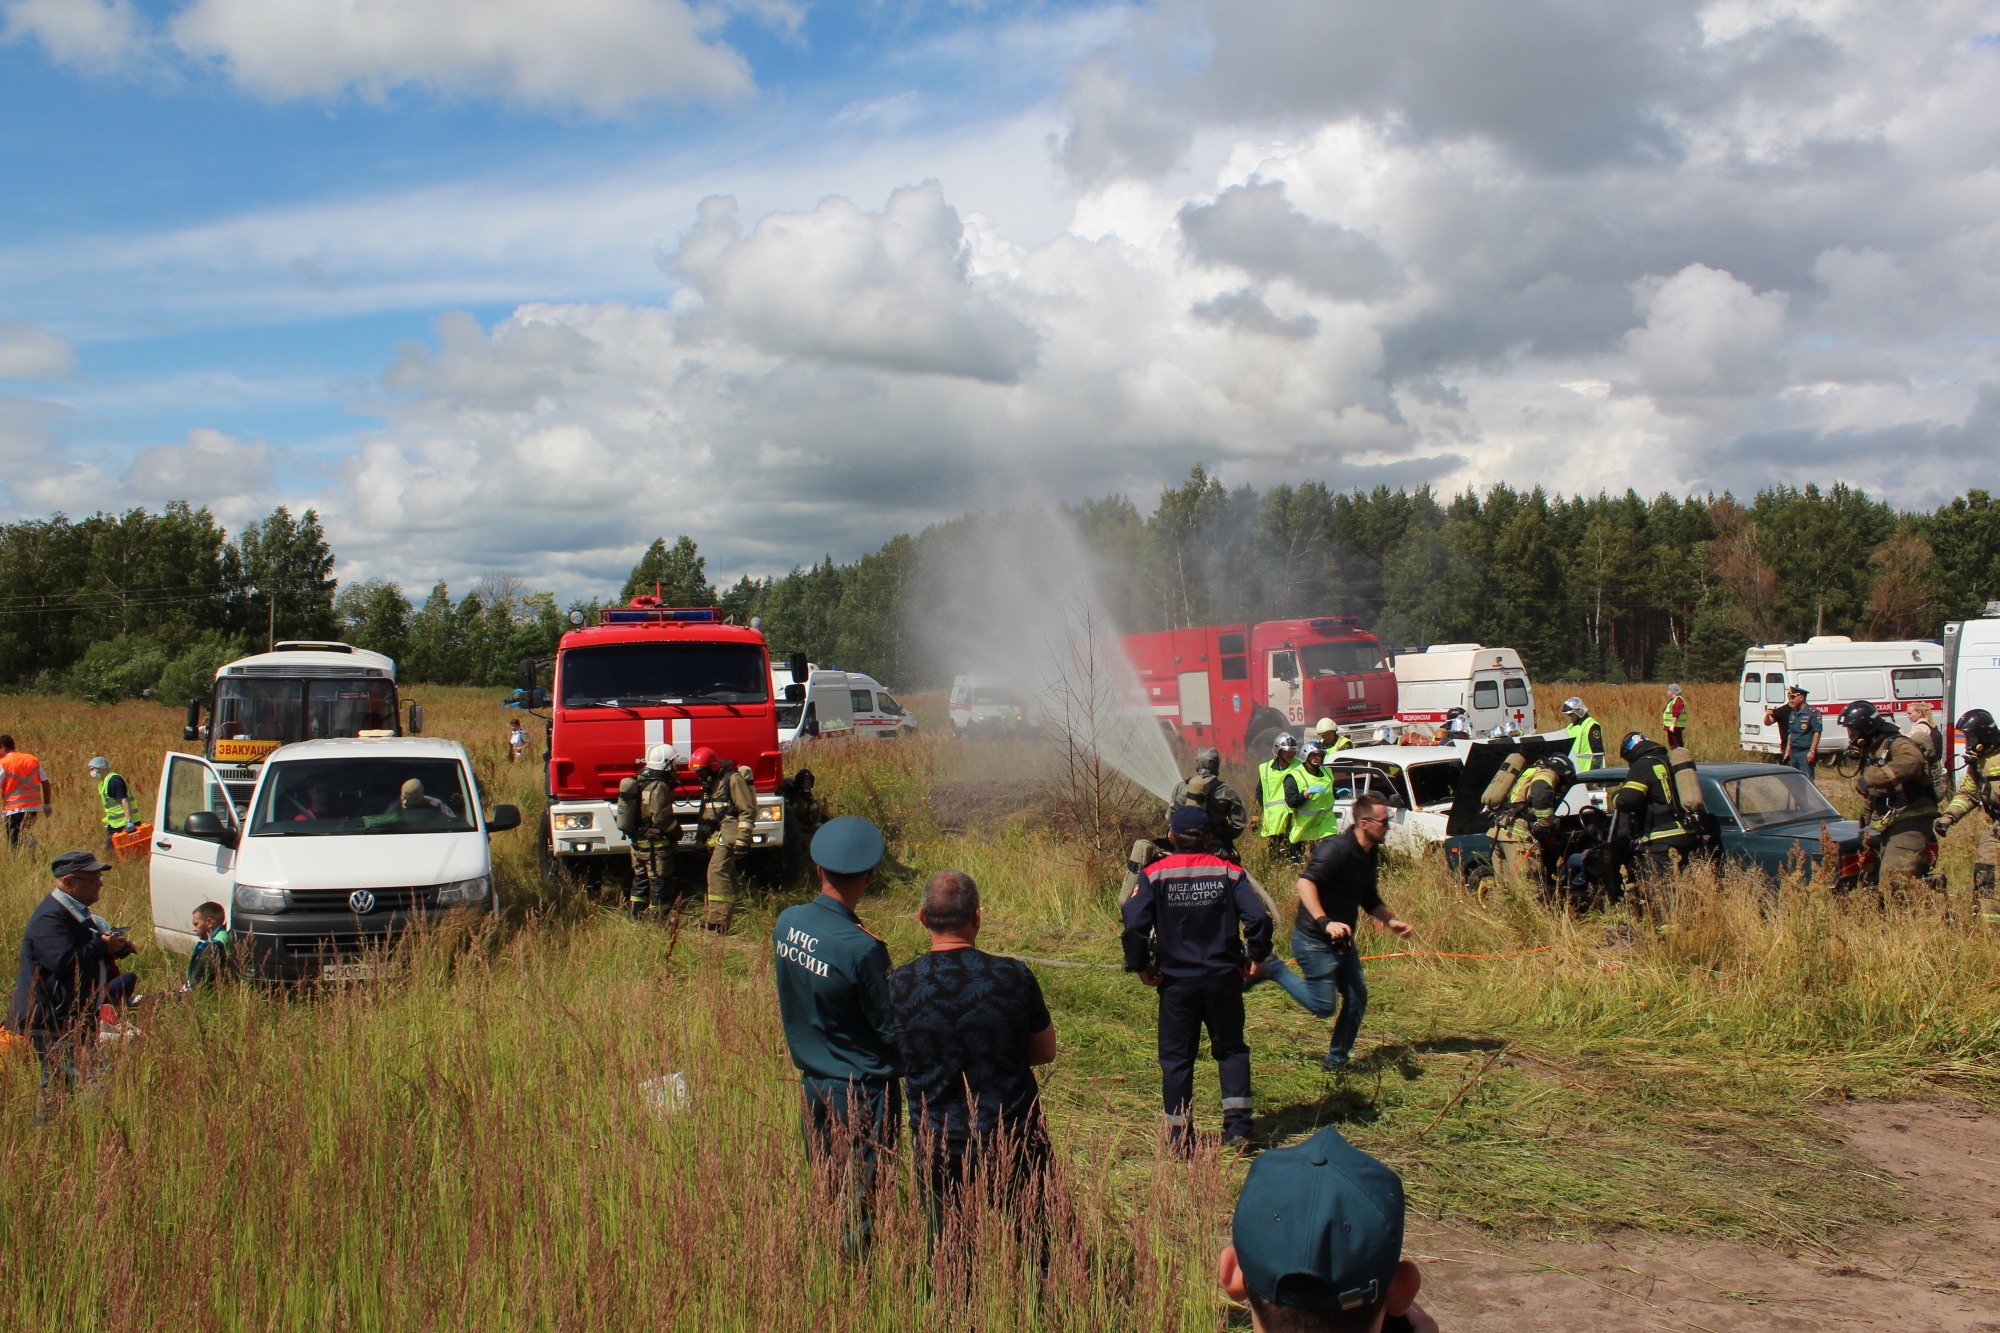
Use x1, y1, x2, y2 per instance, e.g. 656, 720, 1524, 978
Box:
183, 902, 234, 992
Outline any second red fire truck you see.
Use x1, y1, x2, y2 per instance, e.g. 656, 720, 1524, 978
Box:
1123, 617, 1398, 761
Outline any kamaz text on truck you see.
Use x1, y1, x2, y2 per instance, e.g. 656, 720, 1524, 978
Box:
539, 598, 791, 877
182, 641, 419, 811
1122, 617, 1397, 762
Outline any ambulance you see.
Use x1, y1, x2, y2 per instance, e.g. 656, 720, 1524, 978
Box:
769, 660, 856, 747
1391, 645, 1536, 735
1737, 637, 1944, 755
1943, 603, 2000, 771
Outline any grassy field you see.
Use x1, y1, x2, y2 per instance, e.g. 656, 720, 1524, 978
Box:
2, 682, 1995, 1330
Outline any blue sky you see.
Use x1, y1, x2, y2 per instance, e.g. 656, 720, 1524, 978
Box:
2, 0, 1997, 596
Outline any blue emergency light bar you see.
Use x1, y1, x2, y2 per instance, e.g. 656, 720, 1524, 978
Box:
1308, 616, 1362, 633
600, 607, 719, 624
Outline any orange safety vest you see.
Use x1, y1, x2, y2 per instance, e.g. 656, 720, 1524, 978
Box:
0, 751, 45, 814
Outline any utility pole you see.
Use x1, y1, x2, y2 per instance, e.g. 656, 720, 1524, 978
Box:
268, 591, 276, 651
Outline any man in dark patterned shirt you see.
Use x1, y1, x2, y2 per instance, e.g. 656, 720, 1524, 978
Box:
888, 869, 1056, 1234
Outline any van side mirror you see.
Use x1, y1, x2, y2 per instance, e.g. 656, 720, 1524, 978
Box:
183, 699, 201, 742
486, 804, 521, 833
517, 657, 537, 693
183, 810, 236, 846
789, 651, 808, 684
408, 704, 424, 734
1274, 656, 1298, 683
785, 683, 805, 702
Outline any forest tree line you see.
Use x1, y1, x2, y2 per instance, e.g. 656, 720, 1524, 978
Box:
2, 475, 1998, 700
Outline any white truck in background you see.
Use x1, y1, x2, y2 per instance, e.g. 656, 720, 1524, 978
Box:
1392, 645, 1536, 735
1944, 604, 2000, 772
1738, 637, 1945, 756
770, 661, 856, 747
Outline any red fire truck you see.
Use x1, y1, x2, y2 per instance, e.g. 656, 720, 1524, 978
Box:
535, 597, 801, 880
1122, 617, 1398, 761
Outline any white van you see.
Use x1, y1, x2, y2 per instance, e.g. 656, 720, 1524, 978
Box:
844, 672, 917, 740
1392, 645, 1536, 735
1738, 637, 1944, 756
1943, 604, 2000, 767
948, 674, 1039, 739
771, 664, 856, 747
149, 736, 518, 981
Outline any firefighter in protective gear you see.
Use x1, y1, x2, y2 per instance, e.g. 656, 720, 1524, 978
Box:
1840, 700, 1939, 890
1610, 731, 1695, 885
1936, 708, 2000, 925
1312, 717, 1354, 756
694, 747, 758, 931
1660, 684, 1687, 750
1488, 752, 1575, 890
1257, 732, 1300, 853
1283, 742, 1341, 854
1166, 746, 1248, 860
617, 744, 681, 916
1562, 698, 1605, 773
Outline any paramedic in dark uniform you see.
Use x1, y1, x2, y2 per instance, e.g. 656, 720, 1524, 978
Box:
1120, 806, 1273, 1154
771, 815, 901, 1253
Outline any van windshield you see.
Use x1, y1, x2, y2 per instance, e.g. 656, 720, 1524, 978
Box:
561, 643, 769, 708
249, 757, 476, 836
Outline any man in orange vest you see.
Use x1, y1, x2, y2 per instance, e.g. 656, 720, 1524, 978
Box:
0, 736, 51, 851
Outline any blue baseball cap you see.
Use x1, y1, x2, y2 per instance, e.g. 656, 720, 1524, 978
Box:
1232, 1127, 1405, 1313
1168, 805, 1210, 835
810, 815, 885, 875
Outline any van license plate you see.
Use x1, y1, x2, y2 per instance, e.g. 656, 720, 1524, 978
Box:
321, 962, 375, 982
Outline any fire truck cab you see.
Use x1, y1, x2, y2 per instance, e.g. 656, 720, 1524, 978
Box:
539, 599, 789, 876
1123, 617, 1397, 762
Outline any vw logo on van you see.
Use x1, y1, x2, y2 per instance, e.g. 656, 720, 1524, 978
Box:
348, 889, 377, 914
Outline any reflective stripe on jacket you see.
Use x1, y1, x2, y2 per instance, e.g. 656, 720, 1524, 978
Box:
0, 752, 45, 814
98, 772, 128, 828
1287, 769, 1339, 844
1257, 760, 1293, 836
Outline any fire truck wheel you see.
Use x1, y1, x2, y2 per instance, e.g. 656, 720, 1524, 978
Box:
1246, 724, 1285, 758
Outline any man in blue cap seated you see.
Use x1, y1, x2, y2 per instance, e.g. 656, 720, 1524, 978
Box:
1121, 803, 1273, 1154
1219, 1126, 1437, 1332
771, 814, 902, 1254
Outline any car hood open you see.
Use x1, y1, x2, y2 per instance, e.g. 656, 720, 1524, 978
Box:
1445, 735, 1573, 836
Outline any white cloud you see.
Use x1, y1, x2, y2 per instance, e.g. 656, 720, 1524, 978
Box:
0, 321, 76, 379
667, 183, 1042, 383
169, 0, 754, 113
1, 0, 148, 74
1625, 263, 1790, 399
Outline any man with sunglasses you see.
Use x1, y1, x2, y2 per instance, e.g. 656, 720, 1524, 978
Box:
1262, 791, 1414, 1071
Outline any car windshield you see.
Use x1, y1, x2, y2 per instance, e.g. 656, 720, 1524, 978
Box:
560, 643, 769, 707
1406, 760, 1462, 807
776, 701, 804, 729
1300, 641, 1386, 676
248, 757, 477, 836
1721, 771, 1841, 831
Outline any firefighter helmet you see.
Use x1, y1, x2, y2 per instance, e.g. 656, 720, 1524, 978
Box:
1958, 708, 2000, 752
1619, 730, 1648, 761
1839, 699, 1894, 741
1544, 753, 1576, 784
690, 746, 723, 773
1273, 732, 1299, 753
646, 743, 679, 771
1562, 696, 1588, 720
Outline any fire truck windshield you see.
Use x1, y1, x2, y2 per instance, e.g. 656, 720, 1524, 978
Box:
561, 643, 770, 708
1299, 641, 1386, 677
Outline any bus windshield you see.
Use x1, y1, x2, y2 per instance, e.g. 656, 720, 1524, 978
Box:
215, 677, 399, 748
561, 643, 770, 708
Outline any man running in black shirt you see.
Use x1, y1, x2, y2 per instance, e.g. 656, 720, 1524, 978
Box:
1264, 791, 1414, 1070
890, 869, 1056, 1233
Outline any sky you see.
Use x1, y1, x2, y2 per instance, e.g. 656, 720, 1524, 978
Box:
2, 0, 1998, 598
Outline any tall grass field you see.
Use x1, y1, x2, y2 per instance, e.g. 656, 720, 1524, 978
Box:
1, 683, 1995, 1329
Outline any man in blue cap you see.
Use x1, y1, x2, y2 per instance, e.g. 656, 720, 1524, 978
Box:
1219, 1126, 1435, 1332
1121, 804, 1273, 1153
771, 814, 902, 1252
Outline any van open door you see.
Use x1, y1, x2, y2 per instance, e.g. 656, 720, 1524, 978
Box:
150, 752, 240, 955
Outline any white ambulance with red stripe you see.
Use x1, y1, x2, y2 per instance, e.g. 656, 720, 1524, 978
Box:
1737, 637, 1944, 755
1391, 645, 1536, 735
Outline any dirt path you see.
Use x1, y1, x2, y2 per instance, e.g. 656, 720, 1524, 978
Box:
1415, 1100, 2000, 1331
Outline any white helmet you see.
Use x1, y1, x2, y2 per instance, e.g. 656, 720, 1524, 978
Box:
1562, 696, 1588, 719
1314, 716, 1338, 735
646, 743, 680, 771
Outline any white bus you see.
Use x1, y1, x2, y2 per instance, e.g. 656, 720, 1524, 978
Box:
1737, 637, 1943, 757
1392, 644, 1536, 735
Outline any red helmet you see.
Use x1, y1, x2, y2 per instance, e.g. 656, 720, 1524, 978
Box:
690, 747, 722, 773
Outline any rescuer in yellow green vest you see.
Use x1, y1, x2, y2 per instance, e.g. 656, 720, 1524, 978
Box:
1660, 683, 1687, 750
88, 755, 135, 851
1257, 732, 1300, 854
1312, 717, 1354, 756
1283, 741, 1341, 855
1560, 697, 1605, 773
